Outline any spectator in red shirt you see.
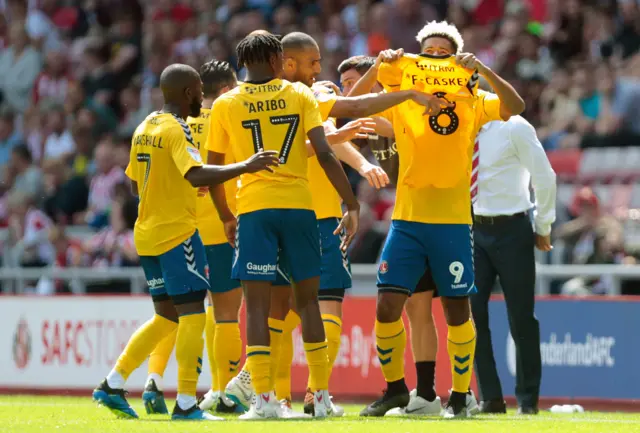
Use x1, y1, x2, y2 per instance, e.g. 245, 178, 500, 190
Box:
32, 49, 71, 106
80, 138, 125, 229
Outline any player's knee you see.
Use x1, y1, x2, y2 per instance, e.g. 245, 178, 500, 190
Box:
270, 286, 293, 320
153, 299, 179, 323
319, 298, 342, 317
376, 292, 405, 323
441, 296, 471, 326
211, 287, 243, 322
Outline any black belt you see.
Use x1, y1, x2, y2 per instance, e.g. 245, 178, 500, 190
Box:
473, 211, 527, 225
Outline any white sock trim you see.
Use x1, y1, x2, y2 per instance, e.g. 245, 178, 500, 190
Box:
106, 370, 125, 389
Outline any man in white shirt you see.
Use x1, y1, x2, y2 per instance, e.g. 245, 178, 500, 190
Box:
471, 115, 556, 416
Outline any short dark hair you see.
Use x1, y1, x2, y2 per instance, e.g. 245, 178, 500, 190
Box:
337, 56, 376, 76
12, 144, 32, 164
281, 32, 318, 51
200, 60, 236, 98
236, 32, 283, 68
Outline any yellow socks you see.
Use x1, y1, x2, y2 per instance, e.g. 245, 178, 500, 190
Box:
304, 341, 329, 391
268, 318, 285, 389
447, 319, 476, 393
205, 305, 218, 391
375, 319, 406, 383
322, 314, 342, 375
115, 314, 177, 379
246, 346, 271, 395
275, 310, 300, 401
214, 321, 242, 391
147, 327, 177, 379
175, 312, 206, 397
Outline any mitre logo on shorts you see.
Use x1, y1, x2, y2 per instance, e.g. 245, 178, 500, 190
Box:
379, 260, 389, 274
204, 264, 210, 279
246, 262, 276, 275
147, 277, 165, 288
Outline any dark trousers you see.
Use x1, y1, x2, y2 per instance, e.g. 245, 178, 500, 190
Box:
471, 214, 541, 407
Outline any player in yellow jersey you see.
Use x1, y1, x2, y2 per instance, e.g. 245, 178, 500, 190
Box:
339, 53, 488, 417
353, 21, 525, 418
140, 60, 272, 415
208, 32, 360, 420
226, 31, 445, 416
92, 63, 279, 422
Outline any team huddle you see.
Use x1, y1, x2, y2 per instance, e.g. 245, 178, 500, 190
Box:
91, 20, 525, 421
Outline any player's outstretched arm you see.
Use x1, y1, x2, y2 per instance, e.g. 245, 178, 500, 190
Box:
307, 126, 360, 251
323, 121, 389, 190
329, 90, 452, 119
184, 150, 280, 188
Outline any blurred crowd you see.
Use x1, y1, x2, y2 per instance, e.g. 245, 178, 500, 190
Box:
0, 0, 639, 294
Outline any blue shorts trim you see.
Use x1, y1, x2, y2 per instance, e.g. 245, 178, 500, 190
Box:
205, 243, 240, 293
318, 218, 352, 291
376, 221, 476, 297
140, 230, 210, 298
232, 209, 321, 283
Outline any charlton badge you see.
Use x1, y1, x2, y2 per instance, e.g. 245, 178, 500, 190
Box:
379, 261, 389, 274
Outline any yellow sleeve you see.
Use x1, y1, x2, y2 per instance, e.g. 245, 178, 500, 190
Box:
169, 125, 204, 177
125, 163, 133, 180
312, 91, 337, 121
207, 98, 230, 154
377, 61, 403, 92
299, 85, 324, 133
476, 90, 502, 126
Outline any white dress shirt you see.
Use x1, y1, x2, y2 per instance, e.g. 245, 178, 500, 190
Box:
473, 115, 557, 236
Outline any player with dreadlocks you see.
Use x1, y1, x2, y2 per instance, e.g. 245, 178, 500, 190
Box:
206, 31, 361, 419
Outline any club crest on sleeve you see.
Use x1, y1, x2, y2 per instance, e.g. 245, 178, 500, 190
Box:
186, 146, 203, 163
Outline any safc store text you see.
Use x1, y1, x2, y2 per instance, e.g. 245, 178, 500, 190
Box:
39, 318, 141, 367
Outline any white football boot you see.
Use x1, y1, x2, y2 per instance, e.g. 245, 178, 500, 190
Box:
313, 390, 333, 418
279, 399, 311, 419
239, 392, 281, 420
385, 389, 442, 416
197, 390, 219, 411
224, 369, 253, 411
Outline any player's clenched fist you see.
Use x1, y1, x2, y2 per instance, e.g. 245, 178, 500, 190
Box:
455, 52, 486, 74
243, 150, 280, 173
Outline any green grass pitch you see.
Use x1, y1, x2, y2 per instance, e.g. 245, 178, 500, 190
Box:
2, 396, 640, 433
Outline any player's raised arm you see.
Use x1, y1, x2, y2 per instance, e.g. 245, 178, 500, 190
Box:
455, 52, 525, 119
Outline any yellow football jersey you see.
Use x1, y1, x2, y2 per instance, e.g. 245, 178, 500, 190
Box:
378, 54, 493, 190
307, 84, 342, 220
207, 79, 323, 215
126, 112, 203, 256
377, 55, 503, 224
188, 108, 237, 246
